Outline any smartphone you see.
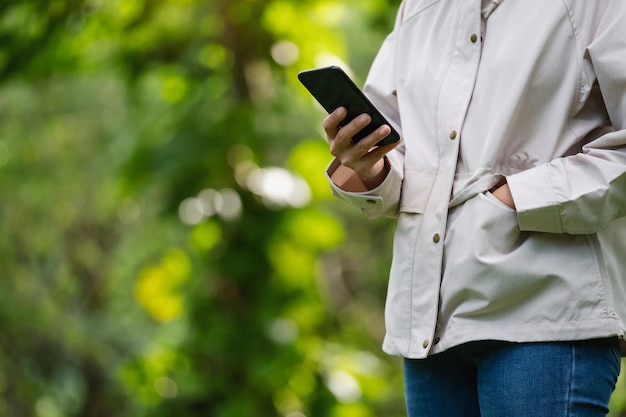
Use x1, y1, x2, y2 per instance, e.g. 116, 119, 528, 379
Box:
298, 66, 400, 146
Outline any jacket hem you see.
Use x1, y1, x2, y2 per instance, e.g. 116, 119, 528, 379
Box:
383, 317, 625, 359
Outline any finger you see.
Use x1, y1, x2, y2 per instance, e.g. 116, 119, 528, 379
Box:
342, 129, 400, 171
351, 124, 394, 154
334, 113, 371, 146
323, 107, 347, 140
343, 144, 394, 178
337, 136, 400, 177
330, 113, 371, 157
361, 137, 399, 163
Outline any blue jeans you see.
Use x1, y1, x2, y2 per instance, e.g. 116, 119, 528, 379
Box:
404, 338, 621, 417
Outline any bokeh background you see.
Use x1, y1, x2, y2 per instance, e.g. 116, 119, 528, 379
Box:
0, 0, 624, 416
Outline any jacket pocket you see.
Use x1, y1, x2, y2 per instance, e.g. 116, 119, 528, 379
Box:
441, 192, 608, 324
399, 170, 436, 213
482, 191, 518, 213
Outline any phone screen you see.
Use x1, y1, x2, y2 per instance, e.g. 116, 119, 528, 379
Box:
298, 66, 400, 146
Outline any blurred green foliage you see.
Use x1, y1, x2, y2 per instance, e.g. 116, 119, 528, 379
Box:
0, 0, 623, 416
0, 0, 405, 416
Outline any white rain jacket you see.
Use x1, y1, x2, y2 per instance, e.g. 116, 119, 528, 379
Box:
327, 0, 626, 359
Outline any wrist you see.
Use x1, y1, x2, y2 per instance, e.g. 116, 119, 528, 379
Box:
492, 182, 516, 209
360, 157, 390, 189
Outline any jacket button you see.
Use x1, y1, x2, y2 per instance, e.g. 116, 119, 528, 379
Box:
433, 233, 441, 243
470, 33, 478, 43
423, 339, 430, 349
449, 130, 457, 140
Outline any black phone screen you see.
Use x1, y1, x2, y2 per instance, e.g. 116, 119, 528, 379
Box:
298, 66, 400, 146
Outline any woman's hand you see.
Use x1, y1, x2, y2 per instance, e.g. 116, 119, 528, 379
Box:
323, 106, 400, 189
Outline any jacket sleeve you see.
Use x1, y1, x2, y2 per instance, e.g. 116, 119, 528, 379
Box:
507, 1, 626, 234
326, 2, 407, 219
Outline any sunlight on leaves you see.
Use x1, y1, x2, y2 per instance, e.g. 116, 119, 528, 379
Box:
310, 2, 349, 27
115, 0, 145, 24
0, 0, 411, 415
330, 403, 376, 417
281, 209, 345, 250
120, 344, 189, 405
268, 241, 316, 287
287, 140, 335, 201
161, 74, 189, 103
189, 220, 222, 252
134, 248, 191, 322
198, 43, 233, 70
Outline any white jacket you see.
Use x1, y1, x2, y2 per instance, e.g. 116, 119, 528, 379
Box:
328, 0, 626, 359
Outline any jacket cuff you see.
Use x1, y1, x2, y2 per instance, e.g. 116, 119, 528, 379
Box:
326, 158, 402, 219
506, 164, 563, 233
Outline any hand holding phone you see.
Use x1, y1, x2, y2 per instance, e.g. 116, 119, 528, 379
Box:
324, 106, 394, 190
298, 66, 400, 146
299, 66, 400, 190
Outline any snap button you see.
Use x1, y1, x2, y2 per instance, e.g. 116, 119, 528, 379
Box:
423, 339, 430, 349
433, 233, 441, 243
470, 33, 478, 43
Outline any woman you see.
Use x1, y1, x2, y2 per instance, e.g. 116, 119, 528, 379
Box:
323, 0, 626, 415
